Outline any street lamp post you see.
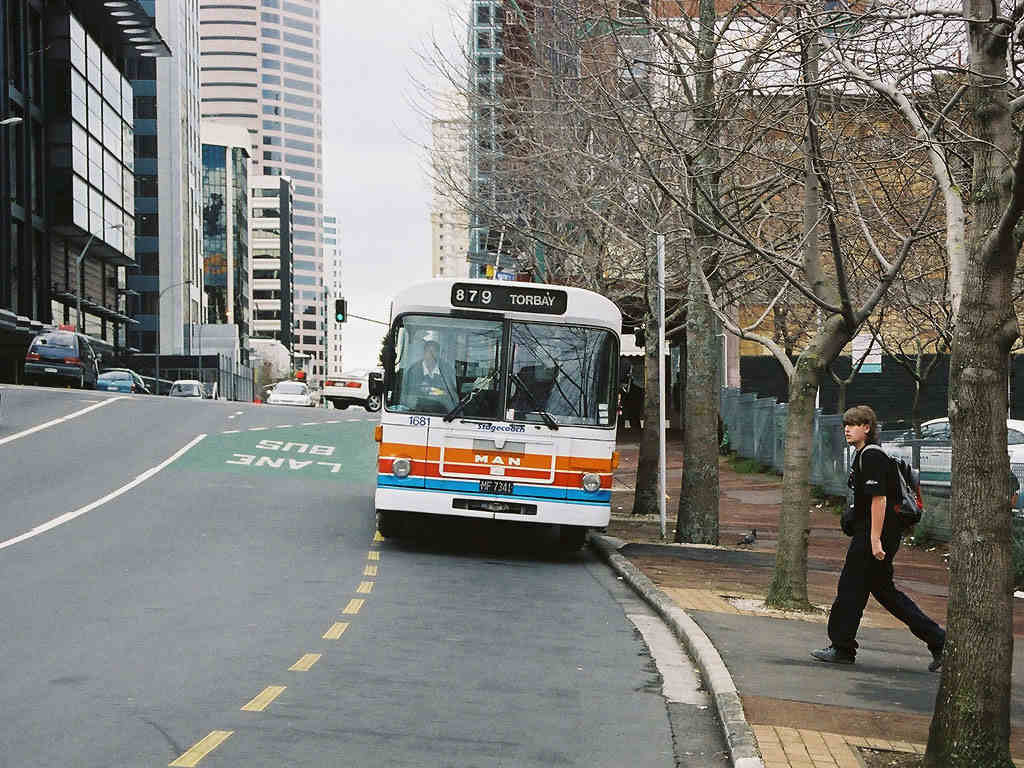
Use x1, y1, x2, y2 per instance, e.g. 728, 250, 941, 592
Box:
76, 224, 124, 333
155, 279, 193, 395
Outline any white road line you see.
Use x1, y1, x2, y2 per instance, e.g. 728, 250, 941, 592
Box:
0, 397, 125, 447
325, 420, 339, 424
249, 427, 268, 431
276, 424, 293, 429
301, 422, 317, 426
223, 429, 240, 434
0, 434, 206, 551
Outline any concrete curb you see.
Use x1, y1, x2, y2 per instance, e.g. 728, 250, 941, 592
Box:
590, 534, 764, 768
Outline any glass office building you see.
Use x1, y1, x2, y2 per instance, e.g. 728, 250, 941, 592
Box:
201, 121, 250, 350
0, 0, 168, 381
126, 0, 203, 358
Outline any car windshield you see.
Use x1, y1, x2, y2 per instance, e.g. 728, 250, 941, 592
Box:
385, 315, 616, 426
171, 383, 200, 395
387, 315, 503, 417
276, 382, 307, 395
32, 332, 76, 349
99, 372, 130, 381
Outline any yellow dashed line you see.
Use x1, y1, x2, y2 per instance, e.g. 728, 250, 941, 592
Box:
343, 598, 364, 614
364, 564, 377, 577
169, 730, 233, 767
241, 685, 286, 712
367, 551, 379, 561
323, 621, 349, 639
357, 581, 374, 594
289, 653, 321, 671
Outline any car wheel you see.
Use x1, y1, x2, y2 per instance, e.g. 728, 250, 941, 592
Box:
365, 394, 381, 412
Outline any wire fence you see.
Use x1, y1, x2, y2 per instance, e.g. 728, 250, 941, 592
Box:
720, 387, 1024, 544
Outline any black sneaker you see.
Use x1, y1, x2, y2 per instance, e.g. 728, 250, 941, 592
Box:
929, 650, 943, 672
811, 646, 855, 665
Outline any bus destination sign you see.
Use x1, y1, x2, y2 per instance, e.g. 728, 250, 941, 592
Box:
450, 283, 568, 315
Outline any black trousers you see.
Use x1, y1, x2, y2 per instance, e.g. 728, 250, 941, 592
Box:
827, 532, 945, 656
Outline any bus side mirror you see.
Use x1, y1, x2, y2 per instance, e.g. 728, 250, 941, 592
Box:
382, 342, 397, 387
368, 371, 384, 396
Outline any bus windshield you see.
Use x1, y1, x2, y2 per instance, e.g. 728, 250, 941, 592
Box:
386, 314, 617, 427
508, 322, 616, 427
388, 315, 504, 417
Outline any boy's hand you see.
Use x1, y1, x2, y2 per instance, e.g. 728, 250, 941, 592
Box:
871, 538, 886, 560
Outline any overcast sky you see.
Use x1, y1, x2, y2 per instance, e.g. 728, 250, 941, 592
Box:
322, 1, 463, 370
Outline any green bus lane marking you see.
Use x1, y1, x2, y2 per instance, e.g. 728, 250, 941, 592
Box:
174, 422, 377, 481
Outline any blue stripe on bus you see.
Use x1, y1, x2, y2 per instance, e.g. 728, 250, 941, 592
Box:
377, 475, 610, 504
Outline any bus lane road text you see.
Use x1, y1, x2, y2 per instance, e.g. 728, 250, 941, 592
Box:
226, 439, 343, 474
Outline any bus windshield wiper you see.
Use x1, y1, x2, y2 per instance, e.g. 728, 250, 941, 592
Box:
510, 372, 559, 430
443, 376, 492, 422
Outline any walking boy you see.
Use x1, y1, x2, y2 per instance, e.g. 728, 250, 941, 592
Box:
811, 405, 946, 671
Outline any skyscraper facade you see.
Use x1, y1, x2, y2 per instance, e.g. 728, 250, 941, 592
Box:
323, 213, 342, 377
431, 112, 470, 279
127, 0, 203, 357
199, 0, 325, 387
250, 175, 294, 350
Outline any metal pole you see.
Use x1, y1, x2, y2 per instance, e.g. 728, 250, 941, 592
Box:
75, 233, 96, 332
657, 234, 667, 539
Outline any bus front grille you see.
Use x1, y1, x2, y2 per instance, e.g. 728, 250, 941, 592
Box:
452, 499, 538, 516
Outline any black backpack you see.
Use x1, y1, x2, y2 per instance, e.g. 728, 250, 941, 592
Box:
860, 445, 924, 532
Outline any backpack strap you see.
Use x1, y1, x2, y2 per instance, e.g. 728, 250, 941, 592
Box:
856, 443, 887, 470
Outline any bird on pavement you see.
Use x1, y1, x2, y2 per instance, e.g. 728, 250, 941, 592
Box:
736, 529, 757, 546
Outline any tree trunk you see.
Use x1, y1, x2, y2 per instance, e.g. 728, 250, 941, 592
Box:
766, 316, 849, 609
632, 308, 662, 516
674, 0, 721, 542
836, 379, 847, 416
677, 248, 720, 543
926, 9, 1018, 762
764, 355, 819, 609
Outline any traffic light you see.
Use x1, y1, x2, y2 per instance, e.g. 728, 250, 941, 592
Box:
334, 298, 347, 323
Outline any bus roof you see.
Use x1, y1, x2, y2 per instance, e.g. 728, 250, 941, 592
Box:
387, 278, 621, 333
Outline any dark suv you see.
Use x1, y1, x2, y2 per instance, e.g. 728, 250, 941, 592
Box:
24, 330, 100, 389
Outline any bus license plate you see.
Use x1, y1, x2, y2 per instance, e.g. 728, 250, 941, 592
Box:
479, 479, 514, 495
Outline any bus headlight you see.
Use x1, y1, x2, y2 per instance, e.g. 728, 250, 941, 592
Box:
581, 473, 601, 493
392, 458, 412, 478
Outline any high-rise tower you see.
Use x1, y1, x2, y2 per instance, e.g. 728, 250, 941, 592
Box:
199, 0, 325, 386
127, 0, 203, 358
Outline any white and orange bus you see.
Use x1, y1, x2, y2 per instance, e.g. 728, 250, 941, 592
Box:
373, 278, 621, 550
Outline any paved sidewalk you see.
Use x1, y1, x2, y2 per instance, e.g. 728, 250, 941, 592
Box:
603, 429, 1024, 767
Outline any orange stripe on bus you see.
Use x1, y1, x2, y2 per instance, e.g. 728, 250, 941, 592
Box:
379, 442, 612, 473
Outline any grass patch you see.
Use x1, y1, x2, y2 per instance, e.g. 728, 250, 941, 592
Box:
726, 454, 771, 475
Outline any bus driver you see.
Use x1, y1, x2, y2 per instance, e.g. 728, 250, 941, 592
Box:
401, 330, 457, 412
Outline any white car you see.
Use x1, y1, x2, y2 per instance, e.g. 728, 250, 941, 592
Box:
267, 380, 315, 407
323, 368, 382, 412
882, 417, 1024, 486
168, 379, 205, 399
